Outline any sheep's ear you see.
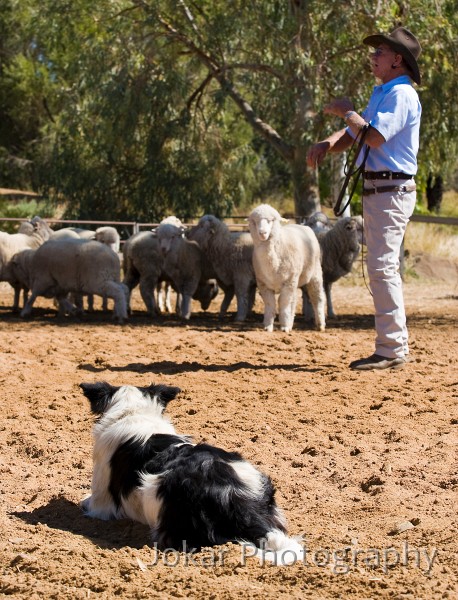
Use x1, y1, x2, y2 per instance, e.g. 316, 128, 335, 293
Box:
281, 217, 289, 224
80, 381, 118, 415
143, 384, 181, 410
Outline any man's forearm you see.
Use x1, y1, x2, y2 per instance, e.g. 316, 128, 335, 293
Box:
326, 129, 354, 153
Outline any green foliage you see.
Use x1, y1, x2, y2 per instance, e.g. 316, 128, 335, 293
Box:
0, 198, 54, 232
0, 0, 457, 219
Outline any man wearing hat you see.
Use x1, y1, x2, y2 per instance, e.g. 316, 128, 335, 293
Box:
307, 27, 422, 370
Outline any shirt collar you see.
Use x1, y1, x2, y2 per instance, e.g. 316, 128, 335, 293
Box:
374, 75, 413, 93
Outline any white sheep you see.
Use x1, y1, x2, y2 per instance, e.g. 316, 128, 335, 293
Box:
0, 216, 54, 311
51, 228, 81, 240
188, 215, 256, 322
94, 226, 120, 254
303, 215, 363, 319
20, 239, 128, 322
67, 227, 97, 240
248, 203, 326, 332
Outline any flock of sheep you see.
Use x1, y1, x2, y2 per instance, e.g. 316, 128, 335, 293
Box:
0, 205, 364, 331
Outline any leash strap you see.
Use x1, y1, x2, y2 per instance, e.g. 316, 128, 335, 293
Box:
333, 124, 370, 217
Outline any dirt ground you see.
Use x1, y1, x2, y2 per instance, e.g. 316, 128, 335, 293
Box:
0, 257, 457, 599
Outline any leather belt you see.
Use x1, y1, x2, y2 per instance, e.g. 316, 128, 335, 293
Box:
364, 171, 414, 180
363, 184, 417, 196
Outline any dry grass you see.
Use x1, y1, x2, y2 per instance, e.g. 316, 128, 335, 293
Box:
405, 222, 458, 260
405, 191, 458, 260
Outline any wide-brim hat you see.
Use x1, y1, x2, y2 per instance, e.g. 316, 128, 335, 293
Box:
363, 26, 421, 84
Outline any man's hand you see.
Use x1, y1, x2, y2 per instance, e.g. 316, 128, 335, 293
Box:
323, 98, 354, 118
306, 141, 330, 168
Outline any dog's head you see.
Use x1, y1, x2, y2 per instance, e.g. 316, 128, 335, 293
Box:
79, 381, 181, 416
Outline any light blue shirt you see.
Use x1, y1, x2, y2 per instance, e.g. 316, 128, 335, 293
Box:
350, 75, 422, 174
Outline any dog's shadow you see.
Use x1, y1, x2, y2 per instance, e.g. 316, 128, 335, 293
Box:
12, 496, 151, 550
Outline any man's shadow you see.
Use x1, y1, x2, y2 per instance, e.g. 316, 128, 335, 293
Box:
12, 495, 151, 550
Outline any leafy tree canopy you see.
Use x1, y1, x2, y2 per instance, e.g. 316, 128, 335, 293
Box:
0, 0, 456, 220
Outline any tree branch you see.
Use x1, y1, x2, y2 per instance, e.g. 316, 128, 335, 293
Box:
155, 14, 295, 161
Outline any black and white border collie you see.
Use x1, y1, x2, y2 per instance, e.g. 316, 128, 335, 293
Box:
80, 381, 303, 564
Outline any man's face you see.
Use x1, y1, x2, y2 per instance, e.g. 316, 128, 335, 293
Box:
370, 43, 400, 82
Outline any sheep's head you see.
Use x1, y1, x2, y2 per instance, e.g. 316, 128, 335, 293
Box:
248, 204, 287, 243
156, 222, 184, 255
31, 216, 53, 241
352, 215, 365, 245
188, 214, 222, 247
306, 211, 331, 234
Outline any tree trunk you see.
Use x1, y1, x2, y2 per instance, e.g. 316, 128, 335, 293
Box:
291, 146, 321, 220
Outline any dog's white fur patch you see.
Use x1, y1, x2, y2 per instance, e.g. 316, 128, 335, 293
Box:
230, 461, 265, 499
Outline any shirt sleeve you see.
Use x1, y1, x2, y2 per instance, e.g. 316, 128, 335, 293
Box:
368, 87, 412, 142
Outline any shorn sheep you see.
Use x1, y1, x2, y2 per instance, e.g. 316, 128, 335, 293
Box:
20, 239, 128, 322
248, 204, 326, 333
188, 215, 256, 322
122, 230, 163, 316
303, 215, 364, 319
156, 222, 217, 320
50, 226, 120, 312
0, 216, 54, 312
123, 226, 218, 318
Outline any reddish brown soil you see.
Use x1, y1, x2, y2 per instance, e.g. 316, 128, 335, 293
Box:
0, 263, 457, 599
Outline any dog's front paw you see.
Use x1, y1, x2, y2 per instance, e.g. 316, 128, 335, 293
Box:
80, 495, 92, 514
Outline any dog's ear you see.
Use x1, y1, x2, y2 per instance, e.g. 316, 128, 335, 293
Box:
144, 384, 181, 410
79, 382, 118, 415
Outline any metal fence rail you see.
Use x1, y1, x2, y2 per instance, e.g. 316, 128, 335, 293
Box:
1, 213, 457, 235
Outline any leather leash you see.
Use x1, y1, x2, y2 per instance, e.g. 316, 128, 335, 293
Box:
333, 124, 370, 217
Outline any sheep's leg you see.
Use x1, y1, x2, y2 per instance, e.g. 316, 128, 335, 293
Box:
325, 283, 336, 319
219, 285, 235, 319
234, 292, 249, 322
139, 277, 158, 317
87, 294, 95, 312
257, 284, 276, 332
179, 294, 192, 320
73, 294, 84, 316
102, 281, 128, 323
102, 295, 108, 311
248, 283, 257, 315
301, 287, 314, 322
165, 283, 174, 313
305, 275, 326, 332
12, 285, 22, 313
122, 271, 139, 314
56, 295, 78, 317
157, 281, 174, 313
21, 291, 39, 318
278, 283, 297, 332
174, 292, 181, 315
156, 283, 165, 313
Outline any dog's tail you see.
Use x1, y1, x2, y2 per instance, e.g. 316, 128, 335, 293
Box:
240, 529, 305, 566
